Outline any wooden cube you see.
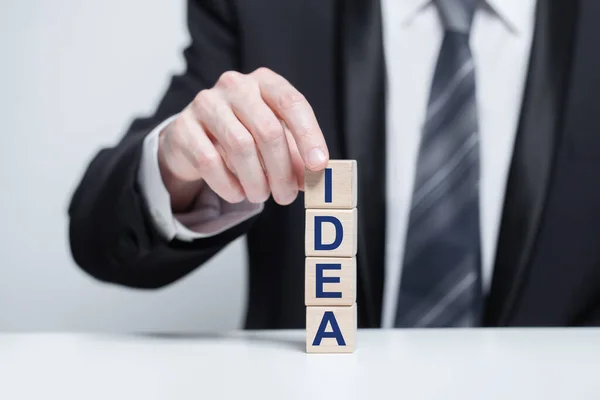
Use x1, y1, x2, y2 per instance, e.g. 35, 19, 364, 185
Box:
306, 304, 357, 353
305, 257, 356, 306
305, 209, 357, 257
304, 160, 357, 209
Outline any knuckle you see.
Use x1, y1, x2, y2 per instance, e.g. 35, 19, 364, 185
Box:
226, 131, 255, 156
277, 89, 306, 111
217, 70, 244, 90
252, 67, 274, 78
275, 174, 297, 188
196, 150, 221, 171
167, 118, 189, 147
192, 89, 215, 115
254, 117, 283, 144
233, 79, 259, 102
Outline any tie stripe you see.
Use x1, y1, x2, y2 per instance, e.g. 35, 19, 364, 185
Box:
395, 0, 482, 328
426, 59, 474, 120
399, 254, 477, 327
415, 271, 477, 327
404, 170, 478, 266
411, 131, 477, 209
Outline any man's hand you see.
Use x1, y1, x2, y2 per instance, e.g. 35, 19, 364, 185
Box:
157, 67, 329, 212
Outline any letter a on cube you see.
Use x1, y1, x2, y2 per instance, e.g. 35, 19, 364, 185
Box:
306, 304, 357, 353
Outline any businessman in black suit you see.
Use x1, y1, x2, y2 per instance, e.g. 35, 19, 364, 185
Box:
69, 0, 600, 328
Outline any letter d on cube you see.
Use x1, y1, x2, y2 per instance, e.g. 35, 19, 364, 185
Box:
305, 209, 357, 257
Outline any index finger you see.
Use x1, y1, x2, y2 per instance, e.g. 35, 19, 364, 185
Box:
251, 68, 329, 171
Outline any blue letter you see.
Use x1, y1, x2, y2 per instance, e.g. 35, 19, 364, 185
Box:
324, 168, 332, 203
312, 311, 346, 346
314, 216, 343, 250
316, 263, 342, 298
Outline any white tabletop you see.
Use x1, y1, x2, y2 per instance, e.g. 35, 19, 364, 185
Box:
1, 329, 599, 399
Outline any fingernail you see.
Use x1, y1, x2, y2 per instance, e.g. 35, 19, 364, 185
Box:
307, 148, 327, 169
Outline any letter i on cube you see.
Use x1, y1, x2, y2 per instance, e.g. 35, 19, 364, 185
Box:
304, 160, 358, 353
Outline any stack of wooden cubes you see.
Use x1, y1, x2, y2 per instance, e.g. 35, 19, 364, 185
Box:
304, 160, 358, 353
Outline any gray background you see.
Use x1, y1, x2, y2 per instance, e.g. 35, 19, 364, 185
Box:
0, 0, 248, 332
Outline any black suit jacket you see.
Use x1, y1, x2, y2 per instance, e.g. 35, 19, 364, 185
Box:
68, 0, 600, 328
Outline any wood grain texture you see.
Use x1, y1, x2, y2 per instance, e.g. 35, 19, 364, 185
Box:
305, 257, 356, 306
305, 208, 357, 257
304, 160, 357, 209
306, 304, 357, 353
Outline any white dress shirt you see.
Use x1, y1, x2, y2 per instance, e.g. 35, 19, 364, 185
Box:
137, 0, 537, 328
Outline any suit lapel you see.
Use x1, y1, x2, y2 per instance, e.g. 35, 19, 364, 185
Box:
339, 0, 387, 327
484, 0, 580, 326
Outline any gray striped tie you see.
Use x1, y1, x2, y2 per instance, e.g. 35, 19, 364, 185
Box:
395, 0, 482, 328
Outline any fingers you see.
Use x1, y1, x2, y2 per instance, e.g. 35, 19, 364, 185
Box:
283, 122, 305, 191
251, 67, 329, 172
163, 68, 325, 208
192, 87, 270, 204
226, 80, 298, 205
162, 109, 245, 204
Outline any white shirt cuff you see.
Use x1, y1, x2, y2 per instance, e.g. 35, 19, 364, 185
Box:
137, 115, 264, 242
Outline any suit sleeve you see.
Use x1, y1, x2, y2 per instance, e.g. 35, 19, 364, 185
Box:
67, 0, 255, 289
